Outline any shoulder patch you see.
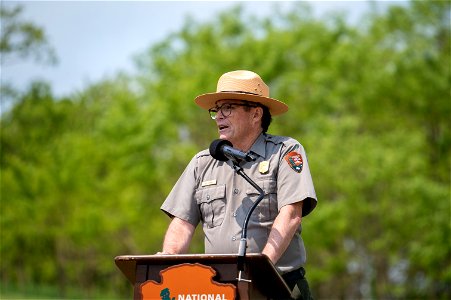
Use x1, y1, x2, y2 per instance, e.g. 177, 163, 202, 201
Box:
284, 151, 303, 173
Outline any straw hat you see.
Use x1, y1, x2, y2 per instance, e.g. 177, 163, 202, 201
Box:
194, 70, 288, 116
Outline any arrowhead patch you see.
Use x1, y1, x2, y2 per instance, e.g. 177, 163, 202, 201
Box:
284, 152, 303, 173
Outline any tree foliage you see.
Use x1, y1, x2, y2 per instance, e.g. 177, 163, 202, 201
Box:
0, 4, 57, 66
1, 1, 450, 298
1, 4, 58, 115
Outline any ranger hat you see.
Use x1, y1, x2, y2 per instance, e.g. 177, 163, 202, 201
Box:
194, 70, 288, 116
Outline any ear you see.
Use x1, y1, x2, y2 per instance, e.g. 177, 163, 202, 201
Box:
251, 106, 263, 124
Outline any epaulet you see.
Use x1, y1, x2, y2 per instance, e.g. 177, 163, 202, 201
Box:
266, 134, 303, 151
265, 133, 290, 145
195, 149, 210, 159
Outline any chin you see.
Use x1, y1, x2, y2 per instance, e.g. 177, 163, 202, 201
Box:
219, 134, 229, 140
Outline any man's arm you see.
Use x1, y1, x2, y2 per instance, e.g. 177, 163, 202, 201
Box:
161, 217, 195, 254
262, 201, 303, 264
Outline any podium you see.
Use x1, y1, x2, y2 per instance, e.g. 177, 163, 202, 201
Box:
115, 253, 292, 300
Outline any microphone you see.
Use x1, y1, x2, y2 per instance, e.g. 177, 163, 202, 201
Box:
209, 139, 257, 162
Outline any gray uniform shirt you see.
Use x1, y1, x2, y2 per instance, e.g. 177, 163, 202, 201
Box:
161, 133, 317, 273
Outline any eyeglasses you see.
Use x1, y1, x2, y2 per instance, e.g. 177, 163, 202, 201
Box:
208, 103, 258, 120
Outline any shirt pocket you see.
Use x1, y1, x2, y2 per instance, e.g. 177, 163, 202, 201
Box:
195, 184, 226, 228
245, 180, 278, 223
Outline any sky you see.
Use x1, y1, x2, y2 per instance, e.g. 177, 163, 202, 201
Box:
2, 1, 402, 99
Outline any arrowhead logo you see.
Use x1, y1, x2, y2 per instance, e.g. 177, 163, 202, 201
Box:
284, 151, 303, 173
140, 263, 236, 300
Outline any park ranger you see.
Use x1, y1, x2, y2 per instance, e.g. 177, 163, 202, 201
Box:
160, 70, 317, 299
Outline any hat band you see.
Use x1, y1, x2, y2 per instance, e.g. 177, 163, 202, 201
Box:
219, 90, 262, 96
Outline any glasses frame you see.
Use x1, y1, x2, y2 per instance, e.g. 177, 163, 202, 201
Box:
208, 102, 258, 120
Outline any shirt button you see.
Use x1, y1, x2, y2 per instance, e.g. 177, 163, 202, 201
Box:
232, 236, 236, 241
233, 212, 237, 217
233, 188, 239, 195
206, 195, 210, 200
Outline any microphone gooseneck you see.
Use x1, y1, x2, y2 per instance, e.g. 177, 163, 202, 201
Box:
208, 139, 265, 278
232, 163, 265, 273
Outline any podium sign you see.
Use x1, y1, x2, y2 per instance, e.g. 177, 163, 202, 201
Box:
115, 253, 292, 300
140, 263, 236, 299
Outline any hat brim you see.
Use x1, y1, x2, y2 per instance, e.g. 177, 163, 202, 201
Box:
194, 92, 288, 116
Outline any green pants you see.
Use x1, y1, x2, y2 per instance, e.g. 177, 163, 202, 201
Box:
281, 267, 314, 300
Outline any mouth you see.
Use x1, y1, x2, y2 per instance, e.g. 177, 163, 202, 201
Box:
218, 124, 230, 135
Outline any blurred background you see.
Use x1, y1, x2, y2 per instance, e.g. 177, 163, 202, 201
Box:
1, 0, 449, 299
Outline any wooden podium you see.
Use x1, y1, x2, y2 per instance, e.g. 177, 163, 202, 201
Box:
115, 253, 292, 300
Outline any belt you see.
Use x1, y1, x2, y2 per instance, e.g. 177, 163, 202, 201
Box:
282, 267, 306, 289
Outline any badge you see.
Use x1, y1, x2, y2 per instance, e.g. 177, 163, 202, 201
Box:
258, 161, 270, 174
284, 152, 303, 173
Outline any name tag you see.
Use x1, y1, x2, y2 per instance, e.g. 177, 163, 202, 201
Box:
201, 180, 217, 187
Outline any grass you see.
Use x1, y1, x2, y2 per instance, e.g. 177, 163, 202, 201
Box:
0, 282, 130, 300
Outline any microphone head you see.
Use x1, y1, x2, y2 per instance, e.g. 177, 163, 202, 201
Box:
209, 139, 233, 161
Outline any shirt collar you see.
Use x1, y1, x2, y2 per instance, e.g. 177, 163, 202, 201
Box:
249, 133, 266, 158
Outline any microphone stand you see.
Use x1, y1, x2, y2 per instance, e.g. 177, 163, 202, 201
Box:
231, 161, 265, 282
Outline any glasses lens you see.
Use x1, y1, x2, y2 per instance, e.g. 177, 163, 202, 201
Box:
221, 104, 233, 117
209, 108, 218, 120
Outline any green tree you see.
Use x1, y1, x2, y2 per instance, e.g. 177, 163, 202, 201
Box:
133, 1, 450, 297
1, 4, 57, 114
0, 5, 57, 66
1, 1, 449, 298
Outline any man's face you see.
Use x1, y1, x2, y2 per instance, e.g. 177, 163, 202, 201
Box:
213, 100, 260, 149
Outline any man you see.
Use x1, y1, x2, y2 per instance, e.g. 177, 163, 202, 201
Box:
160, 70, 317, 299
